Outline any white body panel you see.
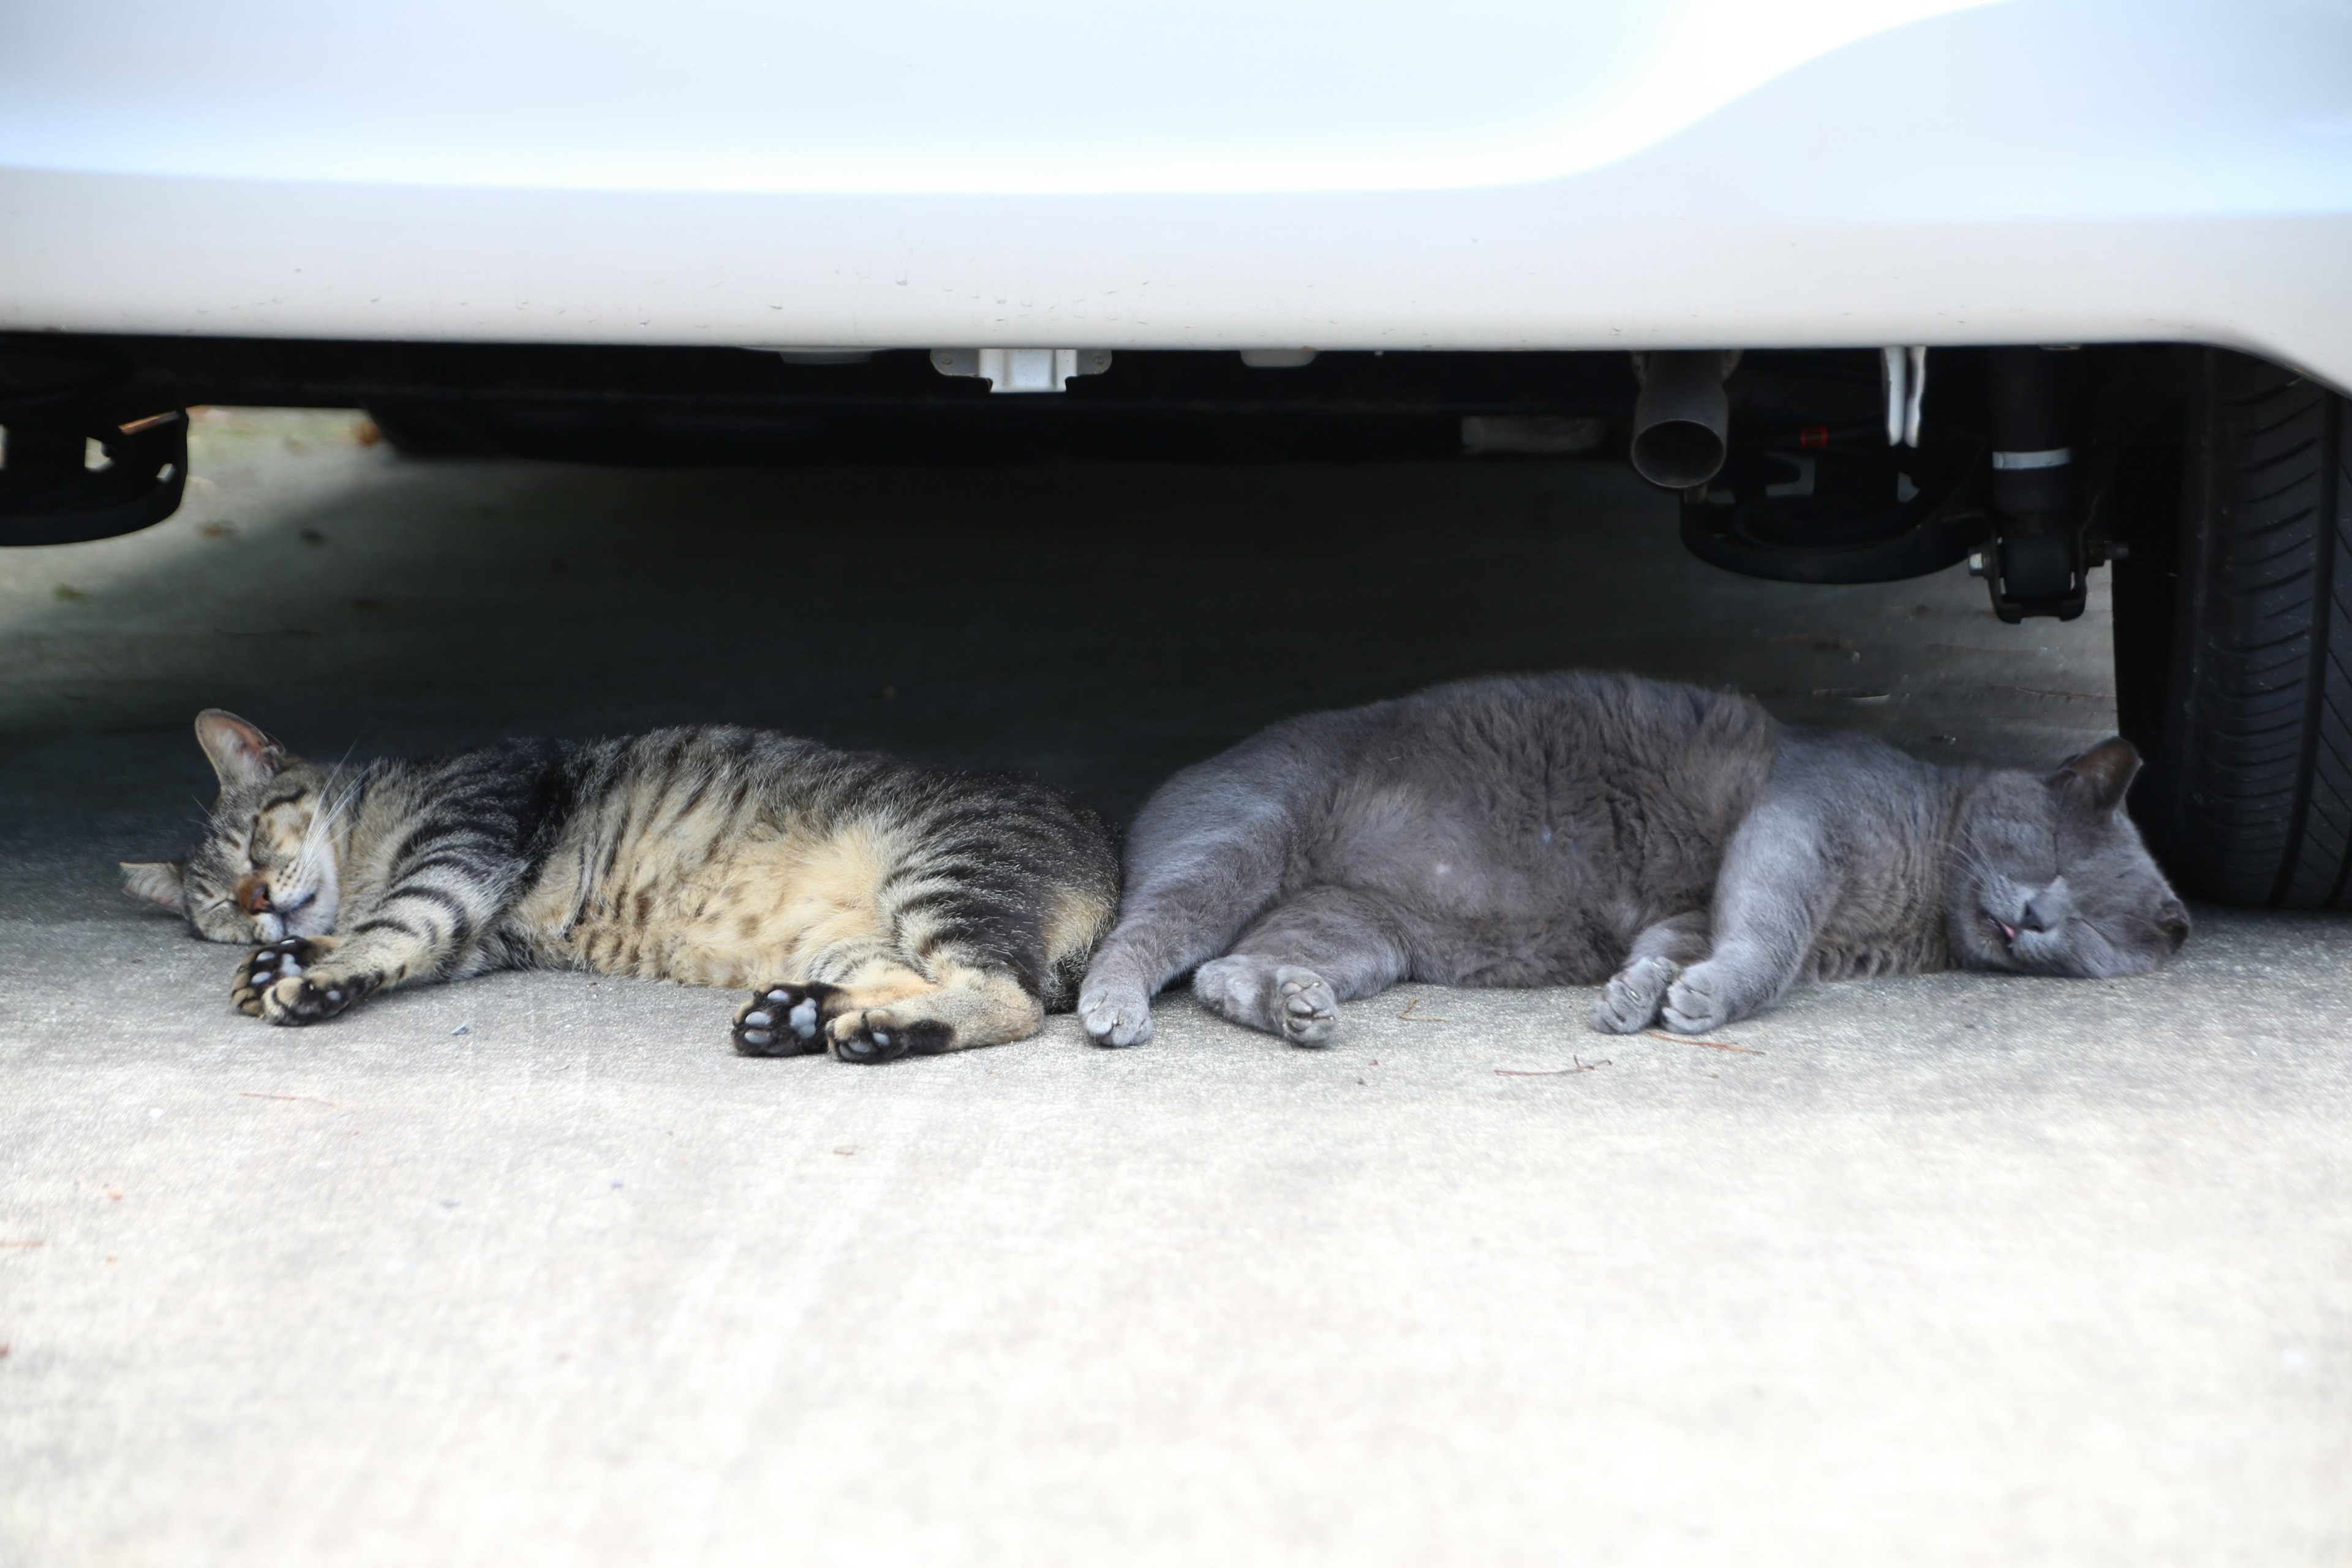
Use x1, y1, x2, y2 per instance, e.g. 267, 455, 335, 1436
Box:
3, 0, 2348, 382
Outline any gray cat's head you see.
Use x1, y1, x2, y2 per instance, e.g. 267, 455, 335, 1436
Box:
119, 710, 343, 944
1947, 737, 2188, 978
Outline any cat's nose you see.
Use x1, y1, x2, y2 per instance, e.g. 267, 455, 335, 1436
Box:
2019, 892, 2060, 932
236, 874, 274, 914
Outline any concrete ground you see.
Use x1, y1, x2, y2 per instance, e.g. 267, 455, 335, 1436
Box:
1, 410, 2345, 1566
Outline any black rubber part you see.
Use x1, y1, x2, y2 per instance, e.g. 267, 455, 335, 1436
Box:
0, 411, 189, 545
2119, 350, 2352, 908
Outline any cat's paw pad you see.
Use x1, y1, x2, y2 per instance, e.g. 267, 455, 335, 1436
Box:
829, 1009, 953, 1065
233, 937, 336, 1018
1271, 966, 1339, 1047
1660, 965, 1730, 1036
258, 970, 372, 1027
1077, 979, 1154, 1049
733, 982, 838, 1057
1593, 956, 1678, 1035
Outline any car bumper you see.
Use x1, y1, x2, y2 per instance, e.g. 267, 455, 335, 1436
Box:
4, 1, 2348, 385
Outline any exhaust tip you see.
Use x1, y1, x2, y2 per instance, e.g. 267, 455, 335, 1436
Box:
1629, 419, 1728, 491
1629, 350, 1739, 491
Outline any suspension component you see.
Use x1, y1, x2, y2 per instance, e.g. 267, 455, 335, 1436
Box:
1977, 347, 2086, 621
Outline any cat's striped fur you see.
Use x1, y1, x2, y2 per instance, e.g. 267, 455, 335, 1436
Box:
121, 712, 1118, 1061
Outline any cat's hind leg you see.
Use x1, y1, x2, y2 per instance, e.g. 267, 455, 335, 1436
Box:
1079, 748, 1313, 1048
733, 946, 1043, 1065
1192, 885, 1411, 1047
1592, 911, 1711, 1035
824, 963, 1044, 1065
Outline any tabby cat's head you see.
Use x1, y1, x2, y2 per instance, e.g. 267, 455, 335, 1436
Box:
1947, 736, 2189, 978
120, 710, 343, 944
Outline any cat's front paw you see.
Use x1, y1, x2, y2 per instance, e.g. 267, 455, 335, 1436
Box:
829, 1008, 953, 1065
233, 937, 341, 1019
260, 970, 373, 1027
733, 982, 838, 1057
1077, 978, 1154, 1048
1659, 963, 1733, 1036
1593, 956, 1677, 1035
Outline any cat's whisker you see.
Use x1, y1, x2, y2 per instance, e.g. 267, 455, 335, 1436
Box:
289, 763, 369, 892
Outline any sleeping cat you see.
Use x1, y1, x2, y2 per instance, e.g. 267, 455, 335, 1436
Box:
1077, 671, 2188, 1046
122, 711, 1118, 1061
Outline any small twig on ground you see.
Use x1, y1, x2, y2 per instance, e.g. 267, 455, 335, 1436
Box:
1395, 997, 1450, 1022
0, 1240, 45, 1248
1496, 1056, 1611, 1076
238, 1091, 337, 1107
1646, 1030, 1763, 1054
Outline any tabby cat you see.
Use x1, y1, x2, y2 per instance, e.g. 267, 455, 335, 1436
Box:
122, 712, 1118, 1061
1078, 671, 2189, 1046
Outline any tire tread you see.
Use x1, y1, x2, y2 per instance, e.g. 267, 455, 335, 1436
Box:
2151, 354, 2351, 907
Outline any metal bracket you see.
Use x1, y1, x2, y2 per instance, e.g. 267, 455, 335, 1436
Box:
1880, 346, 1927, 447
1969, 521, 2089, 623
930, 349, 1112, 393
1762, 453, 1817, 498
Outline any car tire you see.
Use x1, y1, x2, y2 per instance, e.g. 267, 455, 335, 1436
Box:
2114, 349, 2352, 908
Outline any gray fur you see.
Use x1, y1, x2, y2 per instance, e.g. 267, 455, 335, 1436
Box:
1079, 671, 2189, 1046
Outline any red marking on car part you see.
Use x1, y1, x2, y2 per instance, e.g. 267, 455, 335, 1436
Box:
1799, 424, 1830, 448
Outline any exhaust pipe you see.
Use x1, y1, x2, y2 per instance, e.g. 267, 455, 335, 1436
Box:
1629, 350, 1740, 490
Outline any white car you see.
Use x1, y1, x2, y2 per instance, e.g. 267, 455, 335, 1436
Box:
3, 1, 2348, 908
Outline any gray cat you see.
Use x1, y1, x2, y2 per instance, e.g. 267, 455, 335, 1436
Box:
1078, 671, 2188, 1046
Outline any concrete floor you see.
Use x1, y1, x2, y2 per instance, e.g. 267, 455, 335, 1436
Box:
1, 410, 2345, 1566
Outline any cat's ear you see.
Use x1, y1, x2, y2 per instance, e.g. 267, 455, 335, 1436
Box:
2047, 736, 2140, 813
120, 861, 185, 909
194, 710, 285, 788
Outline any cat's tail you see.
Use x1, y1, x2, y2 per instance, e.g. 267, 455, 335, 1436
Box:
1079, 726, 1327, 1046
